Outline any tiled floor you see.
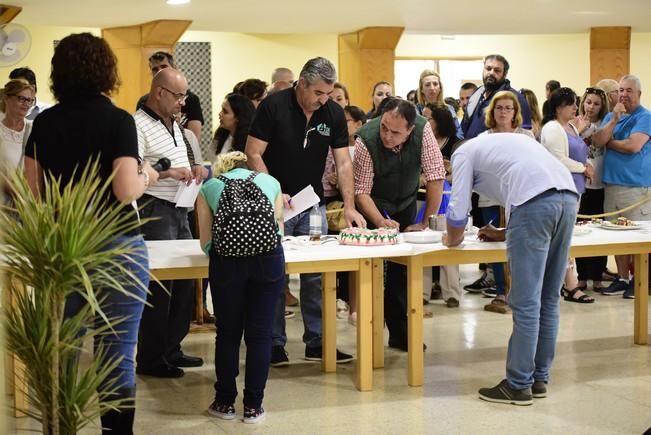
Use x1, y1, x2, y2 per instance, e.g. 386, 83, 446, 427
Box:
9, 266, 651, 435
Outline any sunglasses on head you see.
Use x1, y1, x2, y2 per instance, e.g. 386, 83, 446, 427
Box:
585, 87, 605, 96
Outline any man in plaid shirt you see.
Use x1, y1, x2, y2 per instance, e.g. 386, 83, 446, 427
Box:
354, 97, 445, 351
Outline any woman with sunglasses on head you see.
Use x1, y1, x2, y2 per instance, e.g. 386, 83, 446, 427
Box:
574, 87, 612, 292
0, 79, 35, 180
541, 87, 594, 303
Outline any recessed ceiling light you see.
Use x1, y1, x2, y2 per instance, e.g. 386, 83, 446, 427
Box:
167, 0, 190, 5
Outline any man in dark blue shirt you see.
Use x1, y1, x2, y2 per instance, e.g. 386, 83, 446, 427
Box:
461, 54, 532, 139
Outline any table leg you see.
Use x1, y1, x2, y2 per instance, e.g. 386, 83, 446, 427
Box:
372, 258, 385, 369
195, 278, 204, 324
322, 272, 337, 372
356, 259, 373, 391
407, 255, 424, 387
633, 254, 649, 345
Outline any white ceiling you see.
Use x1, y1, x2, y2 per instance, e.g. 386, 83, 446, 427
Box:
9, 0, 651, 34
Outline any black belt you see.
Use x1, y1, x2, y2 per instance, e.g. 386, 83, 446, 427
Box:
141, 194, 180, 209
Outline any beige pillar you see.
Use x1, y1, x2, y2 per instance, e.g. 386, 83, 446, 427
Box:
102, 20, 191, 111
338, 27, 404, 111
590, 26, 631, 85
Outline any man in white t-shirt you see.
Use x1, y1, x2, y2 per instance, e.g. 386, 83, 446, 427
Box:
444, 133, 578, 406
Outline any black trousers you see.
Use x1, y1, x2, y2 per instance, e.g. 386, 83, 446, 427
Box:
136, 196, 194, 368
371, 202, 416, 342
576, 188, 608, 281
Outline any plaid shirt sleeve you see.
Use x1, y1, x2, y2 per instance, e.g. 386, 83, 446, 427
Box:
354, 137, 374, 195
421, 122, 446, 181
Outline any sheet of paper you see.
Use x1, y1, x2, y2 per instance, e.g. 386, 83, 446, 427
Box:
174, 181, 203, 208
283, 184, 320, 222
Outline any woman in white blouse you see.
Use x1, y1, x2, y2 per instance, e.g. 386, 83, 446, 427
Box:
541, 87, 594, 304
0, 79, 34, 174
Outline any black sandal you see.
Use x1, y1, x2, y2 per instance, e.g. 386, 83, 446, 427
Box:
563, 287, 595, 303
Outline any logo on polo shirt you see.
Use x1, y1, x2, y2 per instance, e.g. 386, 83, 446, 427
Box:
316, 123, 331, 137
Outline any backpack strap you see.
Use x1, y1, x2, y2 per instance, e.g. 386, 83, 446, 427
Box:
245, 171, 259, 182
217, 174, 232, 184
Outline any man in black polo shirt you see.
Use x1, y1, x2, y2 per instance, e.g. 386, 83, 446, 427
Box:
246, 57, 365, 366
136, 51, 204, 141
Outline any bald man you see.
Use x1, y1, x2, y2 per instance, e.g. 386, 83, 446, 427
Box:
134, 68, 204, 378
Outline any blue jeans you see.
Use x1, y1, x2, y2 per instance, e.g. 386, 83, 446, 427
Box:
481, 206, 505, 295
63, 235, 149, 390
211, 245, 285, 408
505, 190, 577, 389
272, 205, 327, 349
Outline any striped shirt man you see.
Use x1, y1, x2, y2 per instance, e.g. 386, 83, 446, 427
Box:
135, 105, 190, 203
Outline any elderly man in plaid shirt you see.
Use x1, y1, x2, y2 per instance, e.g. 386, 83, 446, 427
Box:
354, 97, 445, 352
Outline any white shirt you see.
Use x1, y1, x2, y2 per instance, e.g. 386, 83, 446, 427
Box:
0, 119, 32, 170
447, 133, 577, 226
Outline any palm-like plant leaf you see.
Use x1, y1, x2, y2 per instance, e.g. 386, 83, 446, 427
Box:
2, 159, 152, 435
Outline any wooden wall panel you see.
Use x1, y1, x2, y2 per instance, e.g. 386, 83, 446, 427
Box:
338, 27, 404, 111
590, 27, 630, 85
102, 20, 191, 112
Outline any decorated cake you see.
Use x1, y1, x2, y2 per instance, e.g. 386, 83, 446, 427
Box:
338, 227, 399, 246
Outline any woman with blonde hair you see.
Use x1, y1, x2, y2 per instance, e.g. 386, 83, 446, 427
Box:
519, 88, 542, 140
483, 90, 535, 138
476, 91, 534, 306
196, 151, 284, 424
0, 78, 35, 174
417, 69, 462, 137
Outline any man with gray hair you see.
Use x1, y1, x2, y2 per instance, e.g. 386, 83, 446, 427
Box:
271, 67, 294, 85
247, 57, 366, 366
593, 74, 651, 299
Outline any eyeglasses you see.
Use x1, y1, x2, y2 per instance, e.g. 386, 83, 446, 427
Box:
11, 95, 36, 106
160, 86, 188, 103
494, 105, 514, 112
585, 87, 606, 96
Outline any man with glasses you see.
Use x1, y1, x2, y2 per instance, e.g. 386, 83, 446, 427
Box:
8, 66, 51, 120
134, 67, 203, 378
246, 57, 366, 366
592, 75, 651, 299
136, 51, 204, 142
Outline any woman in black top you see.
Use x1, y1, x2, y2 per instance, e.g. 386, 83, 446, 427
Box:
24, 32, 158, 435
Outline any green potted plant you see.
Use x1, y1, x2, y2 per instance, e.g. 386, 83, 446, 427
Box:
2, 161, 149, 435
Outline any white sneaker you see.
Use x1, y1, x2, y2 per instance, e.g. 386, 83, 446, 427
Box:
336, 299, 349, 319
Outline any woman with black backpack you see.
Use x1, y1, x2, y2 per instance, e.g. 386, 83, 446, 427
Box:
195, 150, 284, 424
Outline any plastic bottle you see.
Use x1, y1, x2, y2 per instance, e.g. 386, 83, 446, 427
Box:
309, 205, 322, 241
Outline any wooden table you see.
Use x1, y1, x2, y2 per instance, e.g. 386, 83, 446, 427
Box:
380, 224, 651, 387
147, 239, 413, 392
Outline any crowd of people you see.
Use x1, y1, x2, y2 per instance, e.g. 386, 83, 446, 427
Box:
1, 31, 650, 430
